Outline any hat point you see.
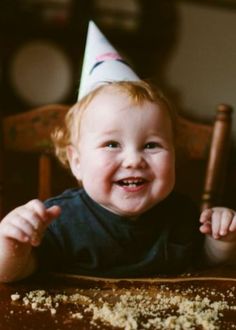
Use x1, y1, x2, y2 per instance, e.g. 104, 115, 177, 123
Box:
78, 21, 140, 100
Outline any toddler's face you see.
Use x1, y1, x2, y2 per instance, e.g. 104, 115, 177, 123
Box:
68, 89, 175, 217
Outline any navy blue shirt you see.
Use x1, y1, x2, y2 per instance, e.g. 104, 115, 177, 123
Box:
35, 188, 203, 277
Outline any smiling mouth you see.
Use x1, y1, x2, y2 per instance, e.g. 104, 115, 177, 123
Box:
116, 178, 147, 187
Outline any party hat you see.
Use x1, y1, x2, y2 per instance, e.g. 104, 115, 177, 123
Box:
78, 20, 140, 100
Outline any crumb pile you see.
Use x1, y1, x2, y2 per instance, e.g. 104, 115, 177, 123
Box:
10, 282, 236, 329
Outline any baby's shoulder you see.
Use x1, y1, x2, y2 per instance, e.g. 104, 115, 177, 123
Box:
44, 188, 83, 208
43, 188, 89, 229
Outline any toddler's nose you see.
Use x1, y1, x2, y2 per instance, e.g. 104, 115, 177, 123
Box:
122, 150, 146, 169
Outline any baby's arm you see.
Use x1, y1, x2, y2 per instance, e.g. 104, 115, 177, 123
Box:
200, 207, 236, 265
0, 199, 61, 283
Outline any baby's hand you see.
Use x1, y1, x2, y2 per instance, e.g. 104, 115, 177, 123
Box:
0, 199, 61, 247
200, 207, 236, 241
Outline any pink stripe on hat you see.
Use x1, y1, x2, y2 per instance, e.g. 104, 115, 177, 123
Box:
96, 52, 122, 61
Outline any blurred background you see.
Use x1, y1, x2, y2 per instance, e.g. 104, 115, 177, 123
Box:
1, 0, 236, 210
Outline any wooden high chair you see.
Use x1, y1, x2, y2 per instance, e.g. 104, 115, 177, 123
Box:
175, 104, 233, 210
0, 103, 233, 218
0, 104, 70, 217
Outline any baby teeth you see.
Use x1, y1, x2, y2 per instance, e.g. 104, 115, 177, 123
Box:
122, 179, 143, 186
123, 180, 142, 183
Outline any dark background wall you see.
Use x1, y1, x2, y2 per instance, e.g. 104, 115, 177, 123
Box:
0, 0, 179, 115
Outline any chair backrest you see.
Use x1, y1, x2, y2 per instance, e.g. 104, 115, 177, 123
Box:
175, 104, 233, 210
1, 104, 70, 216
0, 103, 233, 217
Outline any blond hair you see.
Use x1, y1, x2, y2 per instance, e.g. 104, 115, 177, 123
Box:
52, 80, 176, 168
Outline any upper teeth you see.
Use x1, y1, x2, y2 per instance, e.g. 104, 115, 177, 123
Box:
122, 179, 143, 186
123, 179, 142, 184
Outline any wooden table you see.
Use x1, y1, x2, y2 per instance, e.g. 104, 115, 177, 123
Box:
0, 268, 236, 330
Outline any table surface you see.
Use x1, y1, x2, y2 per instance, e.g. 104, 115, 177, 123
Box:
0, 268, 236, 330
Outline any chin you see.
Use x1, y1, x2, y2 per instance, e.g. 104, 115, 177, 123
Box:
116, 205, 151, 217
121, 210, 143, 217
108, 205, 142, 217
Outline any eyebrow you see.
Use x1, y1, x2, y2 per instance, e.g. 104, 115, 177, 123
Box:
97, 129, 121, 135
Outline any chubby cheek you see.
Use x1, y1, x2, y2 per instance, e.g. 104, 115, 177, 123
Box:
80, 154, 118, 190
155, 155, 175, 189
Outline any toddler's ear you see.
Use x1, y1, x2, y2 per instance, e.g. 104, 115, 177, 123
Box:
66, 145, 81, 180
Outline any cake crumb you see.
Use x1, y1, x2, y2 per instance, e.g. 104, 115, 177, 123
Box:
11, 293, 20, 301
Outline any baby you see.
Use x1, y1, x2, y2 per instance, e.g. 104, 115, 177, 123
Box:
0, 80, 236, 282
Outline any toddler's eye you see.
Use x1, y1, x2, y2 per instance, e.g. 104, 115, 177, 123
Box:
105, 141, 119, 148
145, 142, 161, 149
